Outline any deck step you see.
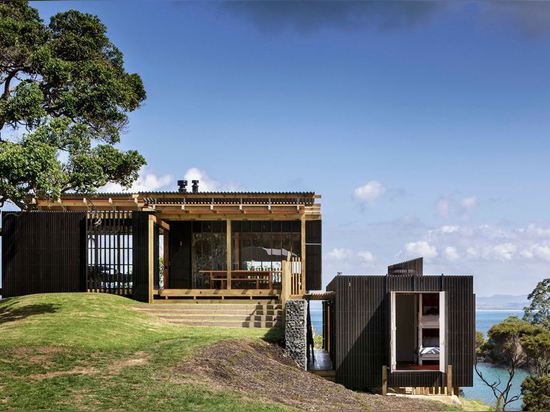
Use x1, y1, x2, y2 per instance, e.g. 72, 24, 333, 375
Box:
156, 314, 281, 322
310, 370, 336, 381
133, 303, 282, 328
134, 309, 281, 316
153, 299, 279, 305
140, 303, 282, 309
166, 320, 281, 328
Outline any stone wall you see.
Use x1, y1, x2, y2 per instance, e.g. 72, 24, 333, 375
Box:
285, 299, 307, 369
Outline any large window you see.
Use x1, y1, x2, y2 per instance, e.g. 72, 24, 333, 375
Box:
191, 221, 226, 288
231, 221, 301, 288
189, 220, 301, 289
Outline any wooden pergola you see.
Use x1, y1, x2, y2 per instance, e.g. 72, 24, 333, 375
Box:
36, 191, 322, 302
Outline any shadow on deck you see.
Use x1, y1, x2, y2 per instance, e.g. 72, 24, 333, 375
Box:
308, 349, 336, 381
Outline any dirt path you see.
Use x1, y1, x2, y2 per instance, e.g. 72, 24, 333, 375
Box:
174, 339, 449, 411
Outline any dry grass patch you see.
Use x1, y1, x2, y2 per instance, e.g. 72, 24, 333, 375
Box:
175, 339, 447, 411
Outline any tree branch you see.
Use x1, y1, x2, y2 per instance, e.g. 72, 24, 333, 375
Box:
2, 69, 18, 99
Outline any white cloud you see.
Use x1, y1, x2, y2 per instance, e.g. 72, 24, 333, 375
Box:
353, 180, 385, 203
443, 246, 460, 262
436, 196, 478, 219
524, 243, 550, 262
102, 167, 239, 194
440, 225, 460, 234
405, 240, 438, 259
436, 198, 451, 218
327, 248, 353, 260
524, 224, 550, 238
183, 167, 221, 192
102, 168, 173, 193
357, 250, 376, 264
492, 243, 517, 261
461, 196, 478, 211
183, 167, 241, 192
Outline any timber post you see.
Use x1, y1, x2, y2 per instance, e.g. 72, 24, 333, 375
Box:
147, 215, 155, 304
226, 219, 232, 289
446, 364, 453, 396
381, 365, 388, 395
281, 258, 292, 307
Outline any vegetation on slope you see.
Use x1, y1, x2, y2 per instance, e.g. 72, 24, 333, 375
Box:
0, 293, 473, 411
0, 293, 282, 411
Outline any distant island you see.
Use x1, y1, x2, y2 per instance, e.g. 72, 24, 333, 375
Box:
476, 294, 528, 310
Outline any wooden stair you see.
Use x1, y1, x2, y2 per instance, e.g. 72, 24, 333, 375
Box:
133, 303, 283, 328
310, 370, 336, 382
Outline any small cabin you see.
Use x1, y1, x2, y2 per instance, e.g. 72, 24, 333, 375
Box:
1, 182, 322, 302
322, 258, 475, 394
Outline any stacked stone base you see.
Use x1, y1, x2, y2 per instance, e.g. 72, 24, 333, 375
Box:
284, 299, 307, 369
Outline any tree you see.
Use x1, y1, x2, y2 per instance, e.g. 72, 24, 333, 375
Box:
521, 331, 550, 377
523, 278, 550, 330
521, 280, 550, 410
478, 316, 550, 410
521, 375, 550, 411
476, 317, 529, 411
476, 330, 486, 356
0, 0, 146, 209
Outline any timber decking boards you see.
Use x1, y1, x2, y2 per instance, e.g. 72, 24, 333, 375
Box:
308, 350, 336, 382
308, 349, 333, 371
395, 364, 439, 371
157, 288, 280, 299
133, 303, 283, 328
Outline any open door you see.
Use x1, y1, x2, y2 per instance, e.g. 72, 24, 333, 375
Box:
390, 291, 445, 372
439, 291, 446, 373
156, 219, 170, 290
390, 291, 397, 371
162, 223, 170, 289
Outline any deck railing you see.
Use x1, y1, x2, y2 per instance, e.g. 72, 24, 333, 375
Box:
281, 256, 304, 304
197, 269, 282, 290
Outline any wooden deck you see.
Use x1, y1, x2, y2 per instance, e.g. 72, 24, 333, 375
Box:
155, 288, 280, 300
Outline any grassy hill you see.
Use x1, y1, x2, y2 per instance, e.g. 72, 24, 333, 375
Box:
0, 293, 485, 411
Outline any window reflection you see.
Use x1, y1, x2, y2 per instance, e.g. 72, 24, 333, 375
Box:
232, 221, 301, 288
190, 220, 301, 289
191, 221, 226, 288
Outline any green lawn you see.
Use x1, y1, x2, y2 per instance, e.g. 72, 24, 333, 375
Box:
0, 293, 490, 411
0, 293, 287, 411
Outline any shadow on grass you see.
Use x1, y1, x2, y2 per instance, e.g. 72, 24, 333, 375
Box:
0, 302, 59, 324
263, 325, 284, 344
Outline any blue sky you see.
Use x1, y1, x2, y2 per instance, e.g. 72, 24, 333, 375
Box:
25, 0, 550, 296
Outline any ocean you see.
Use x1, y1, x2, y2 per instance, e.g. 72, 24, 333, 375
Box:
309, 304, 527, 410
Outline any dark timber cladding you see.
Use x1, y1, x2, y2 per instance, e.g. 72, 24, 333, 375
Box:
132, 212, 153, 302
168, 221, 192, 288
1, 211, 87, 297
326, 275, 475, 390
388, 257, 423, 276
305, 220, 322, 291
1, 210, 155, 302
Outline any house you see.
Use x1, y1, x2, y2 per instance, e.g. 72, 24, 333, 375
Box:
321, 258, 475, 394
1, 183, 475, 395
1, 181, 322, 302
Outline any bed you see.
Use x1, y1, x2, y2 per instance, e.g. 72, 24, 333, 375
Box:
418, 346, 440, 365
420, 314, 439, 328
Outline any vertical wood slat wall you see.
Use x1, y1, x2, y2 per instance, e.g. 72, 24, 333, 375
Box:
326, 275, 475, 390
86, 211, 134, 296
305, 220, 322, 291
1, 211, 86, 297
2, 211, 154, 303
132, 212, 152, 302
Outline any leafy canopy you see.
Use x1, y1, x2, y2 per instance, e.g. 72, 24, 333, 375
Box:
0, 0, 146, 209
523, 278, 550, 329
